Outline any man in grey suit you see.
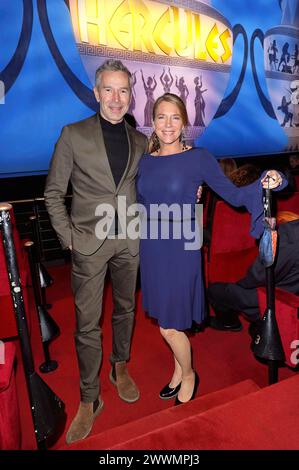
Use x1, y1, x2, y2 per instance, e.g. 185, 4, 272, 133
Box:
44, 60, 148, 444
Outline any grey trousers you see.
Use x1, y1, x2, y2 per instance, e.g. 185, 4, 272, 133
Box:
71, 238, 139, 402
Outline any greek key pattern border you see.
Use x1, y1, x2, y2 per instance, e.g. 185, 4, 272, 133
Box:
77, 43, 230, 73
266, 70, 299, 81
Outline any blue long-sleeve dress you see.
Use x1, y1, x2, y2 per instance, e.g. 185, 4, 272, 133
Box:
136, 147, 285, 331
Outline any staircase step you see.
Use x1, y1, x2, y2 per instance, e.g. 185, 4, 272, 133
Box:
63, 379, 259, 450
113, 375, 299, 450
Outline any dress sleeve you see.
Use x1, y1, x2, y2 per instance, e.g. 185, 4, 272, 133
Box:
198, 148, 287, 238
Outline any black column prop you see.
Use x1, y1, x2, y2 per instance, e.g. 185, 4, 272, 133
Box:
30, 214, 53, 308
25, 240, 59, 373
0, 203, 66, 449
251, 188, 285, 384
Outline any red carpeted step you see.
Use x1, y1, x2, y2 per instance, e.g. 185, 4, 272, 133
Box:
14, 264, 296, 450
110, 375, 299, 450
62, 379, 259, 450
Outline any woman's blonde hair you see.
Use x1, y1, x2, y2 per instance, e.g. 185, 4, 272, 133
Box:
148, 93, 188, 153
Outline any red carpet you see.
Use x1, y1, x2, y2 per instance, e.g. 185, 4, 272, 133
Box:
109, 375, 299, 450
13, 263, 297, 450
63, 379, 260, 450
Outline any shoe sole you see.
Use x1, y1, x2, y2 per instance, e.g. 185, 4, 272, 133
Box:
159, 391, 180, 400
109, 369, 140, 403
65, 399, 104, 445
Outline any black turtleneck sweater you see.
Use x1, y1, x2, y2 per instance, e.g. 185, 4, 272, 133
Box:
99, 114, 129, 188
99, 114, 129, 235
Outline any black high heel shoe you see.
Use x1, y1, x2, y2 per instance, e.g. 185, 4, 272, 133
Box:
159, 382, 181, 400
174, 371, 199, 406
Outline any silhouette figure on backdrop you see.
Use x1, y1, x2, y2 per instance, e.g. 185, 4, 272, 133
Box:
160, 67, 174, 93
292, 44, 299, 74
128, 71, 139, 126
175, 76, 190, 125
141, 70, 157, 127
278, 95, 293, 126
268, 40, 278, 71
193, 76, 207, 127
278, 42, 291, 73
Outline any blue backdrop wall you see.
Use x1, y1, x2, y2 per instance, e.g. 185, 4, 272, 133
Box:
0, 0, 298, 176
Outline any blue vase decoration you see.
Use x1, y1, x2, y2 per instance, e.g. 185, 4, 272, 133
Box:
251, 0, 299, 150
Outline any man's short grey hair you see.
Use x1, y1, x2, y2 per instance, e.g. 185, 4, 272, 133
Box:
95, 59, 133, 90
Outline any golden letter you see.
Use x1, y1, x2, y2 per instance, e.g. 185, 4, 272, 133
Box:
77, 0, 107, 45
193, 13, 207, 61
219, 28, 232, 63
109, 0, 131, 50
153, 7, 172, 56
172, 7, 193, 57
206, 23, 220, 62
128, 0, 155, 53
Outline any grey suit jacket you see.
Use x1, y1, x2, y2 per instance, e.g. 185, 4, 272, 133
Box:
44, 113, 148, 256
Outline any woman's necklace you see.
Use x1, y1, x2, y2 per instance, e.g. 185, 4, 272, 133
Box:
153, 143, 190, 157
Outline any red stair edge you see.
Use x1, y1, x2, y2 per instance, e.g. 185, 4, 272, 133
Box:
60, 379, 260, 450
112, 374, 299, 450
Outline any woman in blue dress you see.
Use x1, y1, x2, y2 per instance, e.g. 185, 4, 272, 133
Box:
136, 93, 285, 405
